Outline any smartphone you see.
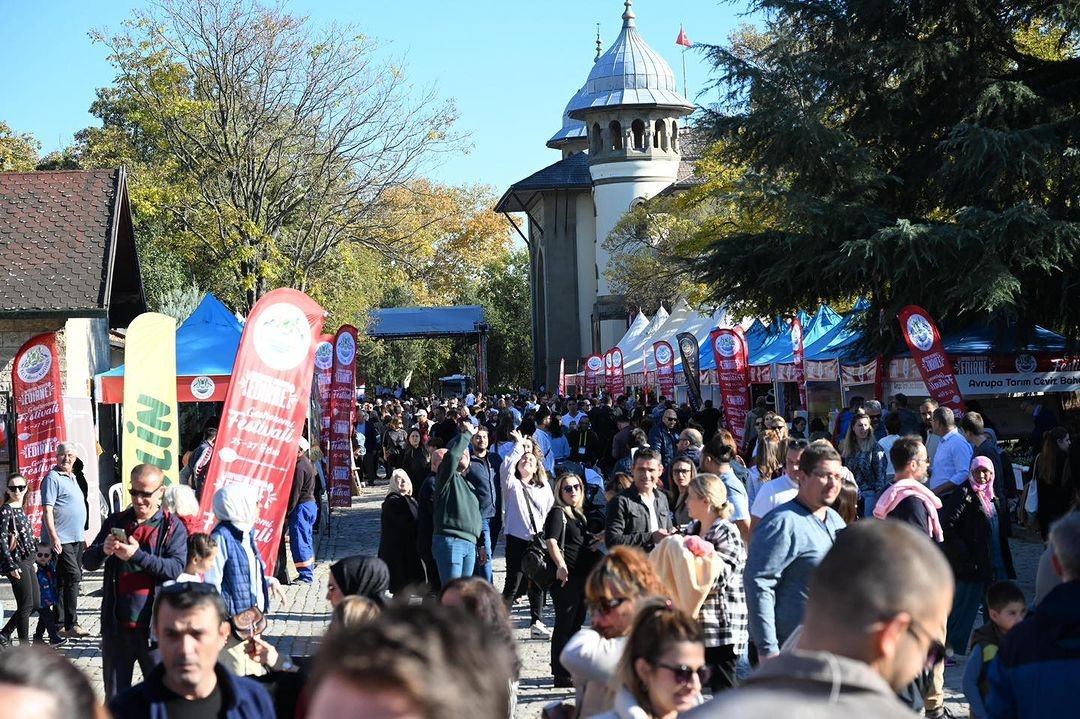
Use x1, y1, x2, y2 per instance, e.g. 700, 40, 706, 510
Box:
111, 527, 128, 543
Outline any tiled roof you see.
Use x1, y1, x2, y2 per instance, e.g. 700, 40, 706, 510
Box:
495, 152, 593, 212
0, 169, 131, 315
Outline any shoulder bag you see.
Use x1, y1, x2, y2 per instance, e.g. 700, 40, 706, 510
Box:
521, 494, 564, 589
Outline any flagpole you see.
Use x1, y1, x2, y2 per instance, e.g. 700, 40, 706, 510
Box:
682, 47, 687, 98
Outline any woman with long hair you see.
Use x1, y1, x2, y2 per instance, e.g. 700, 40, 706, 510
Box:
684, 474, 747, 692
382, 415, 408, 472
401, 428, 430, 487
440, 577, 521, 718
590, 599, 706, 719
0, 474, 37, 645
717, 430, 750, 484
1035, 426, 1074, 539
499, 430, 555, 638
378, 470, 427, 593
560, 546, 668, 717
941, 456, 1016, 654
668, 456, 697, 528
840, 408, 886, 516
545, 472, 602, 688
746, 431, 783, 504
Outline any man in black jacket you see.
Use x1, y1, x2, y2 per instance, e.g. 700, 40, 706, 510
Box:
605, 448, 673, 551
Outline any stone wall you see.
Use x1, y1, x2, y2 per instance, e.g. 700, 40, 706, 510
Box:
0, 317, 65, 412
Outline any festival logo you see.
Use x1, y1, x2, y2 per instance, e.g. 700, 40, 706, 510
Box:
906, 314, 935, 352
16, 344, 52, 384
612, 349, 623, 367
791, 323, 802, 345
1015, 354, 1037, 374
335, 332, 356, 366
655, 343, 673, 365
314, 340, 334, 371
253, 302, 314, 371
586, 356, 603, 372
713, 333, 739, 358
190, 376, 216, 400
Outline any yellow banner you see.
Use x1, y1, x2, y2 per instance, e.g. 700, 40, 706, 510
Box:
122, 312, 180, 504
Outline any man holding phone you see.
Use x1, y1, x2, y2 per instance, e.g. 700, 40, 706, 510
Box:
84, 463, 188, 698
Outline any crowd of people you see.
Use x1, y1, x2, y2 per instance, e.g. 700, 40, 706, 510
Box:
0, 389, 1078, 718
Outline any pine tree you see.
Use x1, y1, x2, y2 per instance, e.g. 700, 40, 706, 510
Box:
688, 1, 1080, 353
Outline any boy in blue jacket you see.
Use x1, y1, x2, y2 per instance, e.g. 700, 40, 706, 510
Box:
34, 542, 64, 645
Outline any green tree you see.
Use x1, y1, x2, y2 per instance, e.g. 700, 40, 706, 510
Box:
687, 2, 1080, 353
92, 0, 461, 312
0, 122, 40, 171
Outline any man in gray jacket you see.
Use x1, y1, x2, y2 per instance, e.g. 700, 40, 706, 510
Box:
686, 520, 954, 718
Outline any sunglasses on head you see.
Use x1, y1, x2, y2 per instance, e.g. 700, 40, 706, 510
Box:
652, 661, 712, 686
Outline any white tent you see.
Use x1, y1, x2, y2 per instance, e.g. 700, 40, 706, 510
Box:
617, 306, 669, 372
622, 297, 695, 373
613, 311, 651, 358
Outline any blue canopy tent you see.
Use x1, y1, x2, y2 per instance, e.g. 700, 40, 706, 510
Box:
95, 294, 243, 404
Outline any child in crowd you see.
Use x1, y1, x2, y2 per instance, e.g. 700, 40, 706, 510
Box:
176, 533, 218, 582
33, 543, 63, 645
963, 581, 1027, 719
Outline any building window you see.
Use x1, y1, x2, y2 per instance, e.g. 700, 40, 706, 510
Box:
609, 121, 623, 151
654, 120, 667, 151
672, 121, 679, 152
631, 119, 645, 150
591, 123, 603, 155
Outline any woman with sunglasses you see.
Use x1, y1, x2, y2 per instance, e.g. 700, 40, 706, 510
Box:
560, 546, 667, 717
591, 599, 706, 719
545, 472, 603, 688
0, 474, 39, 645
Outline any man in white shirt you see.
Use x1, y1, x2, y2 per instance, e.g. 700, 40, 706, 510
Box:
561, 399, 588, 429
750, 439, 807, 531
877, 413, 903, 482
920, 399, 941, 461
929, 406, 973, 495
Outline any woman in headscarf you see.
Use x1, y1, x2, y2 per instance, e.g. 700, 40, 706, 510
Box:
326, 555, 391, 609
205, 483, 272, 676
940, 456, 1016, 655
378, 470, 426, 594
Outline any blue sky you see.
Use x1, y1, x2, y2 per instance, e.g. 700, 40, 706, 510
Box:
0, 0, 751, 193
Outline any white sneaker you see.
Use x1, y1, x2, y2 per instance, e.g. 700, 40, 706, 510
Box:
530, 621, 553, 639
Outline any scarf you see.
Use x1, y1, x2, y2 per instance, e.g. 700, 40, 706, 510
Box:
331, 555, 391, 606
212, 483, 258, 533
969, 456, 997, 516
873, 478, 944, 542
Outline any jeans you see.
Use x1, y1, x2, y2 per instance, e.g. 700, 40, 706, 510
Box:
473, 518, 494, 582
861, 489, 879, 518
503, 534, 542, 623
35, 603, 60, 642
288, 500, 318, 582
102, 626, 155, 699
56, 542, 84, 630
1, 558, 39, 643
431, 534, 476, 583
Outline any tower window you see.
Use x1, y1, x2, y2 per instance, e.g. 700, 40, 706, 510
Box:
609, 121, 623, 151
591, 123, 603, 155
672, 121, 679, 152
631, 119, 645, 150
654, 120, 668, 151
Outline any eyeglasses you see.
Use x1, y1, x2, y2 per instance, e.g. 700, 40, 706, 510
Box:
130, 484, 164, 499
590, 597, 628, 615
6, 485, 27, 493
652, 661, 712, 686
562, 484, 582, 493
903, 615, 951, 671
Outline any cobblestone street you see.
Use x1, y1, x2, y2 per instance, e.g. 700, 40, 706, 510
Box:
0, 486, 1047, 717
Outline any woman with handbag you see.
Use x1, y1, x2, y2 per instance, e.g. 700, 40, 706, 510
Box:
546, 472, 602, 688
0, 474, 38, 645
500, 429, 555, 639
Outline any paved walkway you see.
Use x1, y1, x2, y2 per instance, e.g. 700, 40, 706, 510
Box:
0, 487, 1047, 716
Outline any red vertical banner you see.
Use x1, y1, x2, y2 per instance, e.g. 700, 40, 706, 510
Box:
897, 305, 966, 415
12, 333, 66, 535
653, 341, 676, 399
791, 316, 808, 410
610, 348, 625, 397
328, 326, 357, 509
558, 357, 566, 397
313, 334, 334, 454
642, 348, 651, 398
585, 354, 603, 396
603, 351, 613, 395
710, 329, 751, 447
195, 289, 325, 574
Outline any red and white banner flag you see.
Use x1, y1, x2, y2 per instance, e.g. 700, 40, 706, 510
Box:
898, 305, 965, 415
195, 289, 325, 574
558, 357, 566, 397
642, 348, 651, 397
604, 351, 614, 396
710, 329, 751, 447
313, 334, 334, 453
791, 316, 808, 410
653, 340, 676, 399
610, 348, 625, 397
584, 354, 603, 395
676, 26, 693, 47
328, 326, 357, 509
12, 333, 66, 535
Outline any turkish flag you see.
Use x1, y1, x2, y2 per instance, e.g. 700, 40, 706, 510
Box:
676, 26, 692, 47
